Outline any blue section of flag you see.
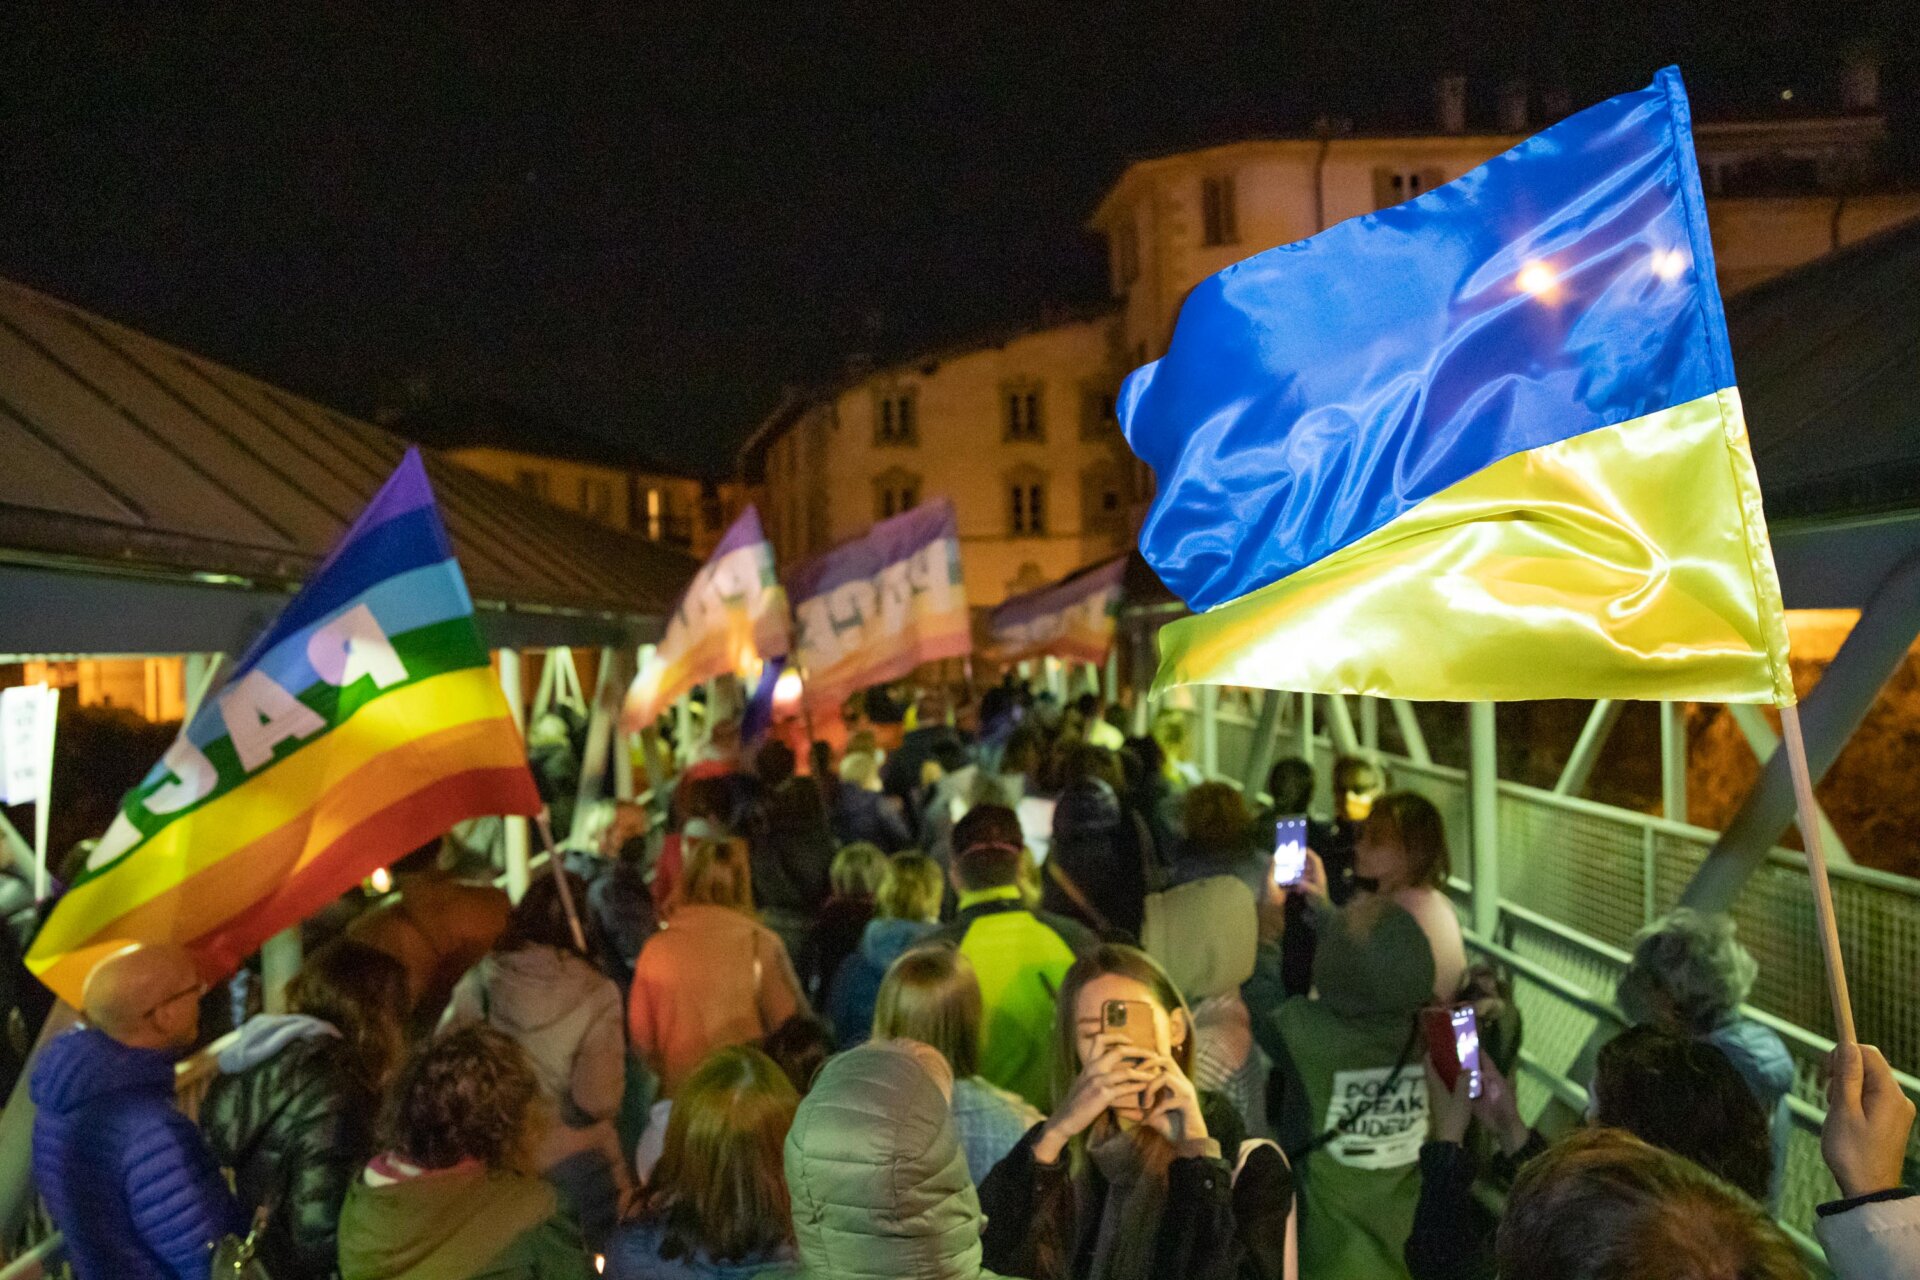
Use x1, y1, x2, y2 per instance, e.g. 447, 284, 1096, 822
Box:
1125, 67, 1727, 613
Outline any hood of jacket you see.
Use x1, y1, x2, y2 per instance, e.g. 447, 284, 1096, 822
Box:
785, 1043, 996, 1280
1311, 898, 1435, 1019
1052, 778, 1120, 839
30, 1025, 175, 1115
339, 1167, 557, 1279
217, 1013, 339, 1074
858, 918, 939, 969
1704, 1017, 1795, 1103
474, 944, 613, 1037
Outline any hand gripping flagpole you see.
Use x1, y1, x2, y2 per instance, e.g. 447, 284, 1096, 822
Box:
1777, 702, 1857, 1044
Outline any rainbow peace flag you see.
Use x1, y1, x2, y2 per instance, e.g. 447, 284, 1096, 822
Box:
989, 555, 1128, 666
1126, 67, 1793, 707
28, 450, 541, 1004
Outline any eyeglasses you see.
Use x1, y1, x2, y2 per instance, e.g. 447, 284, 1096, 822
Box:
141, 980, 206, 1026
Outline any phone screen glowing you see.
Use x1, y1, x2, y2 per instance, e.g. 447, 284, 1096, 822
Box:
1451, 1004, 1483, 1100
1273, 816, 1308, 886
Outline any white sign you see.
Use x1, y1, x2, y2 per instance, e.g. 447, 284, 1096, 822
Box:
0, 684, 57, 806
1321, 1064, 1427, 1170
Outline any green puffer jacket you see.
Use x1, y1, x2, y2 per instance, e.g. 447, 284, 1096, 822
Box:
777, 1042, 1005, 1280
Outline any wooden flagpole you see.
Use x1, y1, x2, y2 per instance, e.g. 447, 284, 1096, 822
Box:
1778, 702, 1856, 1044
534, 810, 591, 956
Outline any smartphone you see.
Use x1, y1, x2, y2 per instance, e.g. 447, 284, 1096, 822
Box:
1421, 1002, 1484, 1099
1272, 815, 1309, 886
1102, 999, 1159, 1115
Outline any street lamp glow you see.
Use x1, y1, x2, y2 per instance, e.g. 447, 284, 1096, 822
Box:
1517, 260, 1559, 298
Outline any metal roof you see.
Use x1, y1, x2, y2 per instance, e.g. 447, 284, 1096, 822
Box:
0, 278, 696, 655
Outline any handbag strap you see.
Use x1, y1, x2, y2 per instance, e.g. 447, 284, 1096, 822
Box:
1045, 860, 1114, 936
1285, 1015, 1423, 1164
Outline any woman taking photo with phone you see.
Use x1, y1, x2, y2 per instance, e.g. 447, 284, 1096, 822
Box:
977, 944, 1293, 1280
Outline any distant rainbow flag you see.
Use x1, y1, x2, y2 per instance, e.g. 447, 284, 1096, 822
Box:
623, 506, 789, 732
989, 555, 1127, 666
28, 450, 541, 1005
787, 499, 971, 709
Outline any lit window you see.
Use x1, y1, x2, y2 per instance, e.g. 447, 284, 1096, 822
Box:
1201, 175, 1238, 246
645, 488, 664, 541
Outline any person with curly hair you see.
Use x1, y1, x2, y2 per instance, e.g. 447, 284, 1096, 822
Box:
337, 1025, 593, 1279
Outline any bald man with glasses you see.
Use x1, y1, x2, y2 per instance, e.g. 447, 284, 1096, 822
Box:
31, 943, 243, 1279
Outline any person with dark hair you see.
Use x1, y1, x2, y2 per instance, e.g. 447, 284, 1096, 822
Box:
608, 1045, 801, 1280
561, 800, 659, 995
1171, 781, 1269, 903
630, 834, 807, 1097
826, 850, 946, 1046
440, 871, 631, 1247
873, 944, 1043, 1184
1590, 1025, 1774, 1200
1075, 692, 1126, 751
796, 842, 889, 1001
759, 1013, 836, 1097
346, 841, 512, 1029
754, 738, 798, 788
339, 1026, 593, 1278
33, 944, 243, 1280
1495, 1128, 1805, 1280
930, 804, 1097, 1108
203, 940, 410, 1280
750, 772, 838, 961
1252, 756, 1340, 995
1042, 742, 1157, 941
978, 944, 1292, 1280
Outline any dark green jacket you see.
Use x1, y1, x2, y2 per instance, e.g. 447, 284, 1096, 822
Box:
338, 1165, 594, 1280
780, 1042, 1005, 1280
1267, 898, 1435, 1280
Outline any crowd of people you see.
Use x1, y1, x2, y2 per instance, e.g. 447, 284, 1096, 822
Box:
15, 677, 1920, 1279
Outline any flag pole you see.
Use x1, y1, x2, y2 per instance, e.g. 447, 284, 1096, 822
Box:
534, 810, 591, 956
1778, 701, 1856, 1044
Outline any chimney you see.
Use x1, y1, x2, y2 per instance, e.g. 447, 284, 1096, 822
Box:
1498, 79, 1529, 133
1840, 54, 1881, 112
1436, 75, 1468, 134
1542, 85, 1573, 120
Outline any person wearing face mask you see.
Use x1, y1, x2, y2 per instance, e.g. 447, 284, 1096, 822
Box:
1294, 792, 1466, 1005
977, 944, 1294, 1280
1323, 757, 1384, 904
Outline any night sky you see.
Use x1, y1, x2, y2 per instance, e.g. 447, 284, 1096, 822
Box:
4, 2, 1910, 476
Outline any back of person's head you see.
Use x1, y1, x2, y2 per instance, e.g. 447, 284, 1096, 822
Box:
386, 1025, 539, 1172
1266, 757, 1316, 815
755, 739, 797, 787
677, 774, 732, 827
951, 804, 1025, 893
1592, 1026, 1773, 1202
645, 1044, 799, 1263
830, 842, 890, 899
496, 869, 592, 957
1365, 792, 1451, 889
286, 939, 409, 1089
1183, 781, 1249, 852
877, 851, 944, 923
1496, 1128, 1805, 1280
1617, 909, 1757, 1036
528, 711, 572, 749
872, 944, 983, 1078
1000, 725, 1047, 779
81, 941, 203, 1051
1311, 895, 1436, 1018
839, 749, 882, 790
1073, 692, 1101, 719
760, 1014, 836, 1095
809, 738, 833, 780
676, 835, 756, 913
1151, 708, 1189, 760
1060, 741, 1120, 792
784, 1040, 982, 1272
1126, 733, 1165, 780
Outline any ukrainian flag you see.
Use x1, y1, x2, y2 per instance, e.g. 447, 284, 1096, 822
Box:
1125, 67, 1794, 707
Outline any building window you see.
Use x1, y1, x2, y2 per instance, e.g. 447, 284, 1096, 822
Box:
1080, 384, 1119, 439
644, 487, 664, 541
1373, 167, 1446, 209
1115, 215, 1140, 289
1009, 476, 1047, 536
578, 477, 612, 521
874, 388, 918, 446
1201, 174, 1238, 246
514, 468, 549, 500
1083, 465, 1125, 536
1003, 381, 1045, 443
874, 468, 921, 522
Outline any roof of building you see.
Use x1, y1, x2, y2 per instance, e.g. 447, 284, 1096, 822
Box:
0, 278, 697, 655
391, 396, 709, 479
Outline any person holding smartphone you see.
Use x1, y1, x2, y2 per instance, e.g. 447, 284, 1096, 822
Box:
977, 944, 1294, 1280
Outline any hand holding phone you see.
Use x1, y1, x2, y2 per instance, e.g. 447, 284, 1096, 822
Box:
1422, 1003, 1483, 1100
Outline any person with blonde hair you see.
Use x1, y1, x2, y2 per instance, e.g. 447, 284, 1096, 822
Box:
829, 749, 913, 852
827, 850, 947, 1045
873, 944, 1043, 1184
629, 833, 807, 1095
608, 1045, 801, 1279
796, 842, 889, 1001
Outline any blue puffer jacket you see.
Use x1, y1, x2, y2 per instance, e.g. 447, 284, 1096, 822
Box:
825, 918, 940, 1047
31, 1026, 244, 1280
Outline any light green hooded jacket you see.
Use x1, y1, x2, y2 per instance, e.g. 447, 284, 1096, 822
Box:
776, 1042, 1006, 1280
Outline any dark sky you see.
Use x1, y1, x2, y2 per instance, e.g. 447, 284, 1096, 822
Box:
3, 2, 1911, 476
